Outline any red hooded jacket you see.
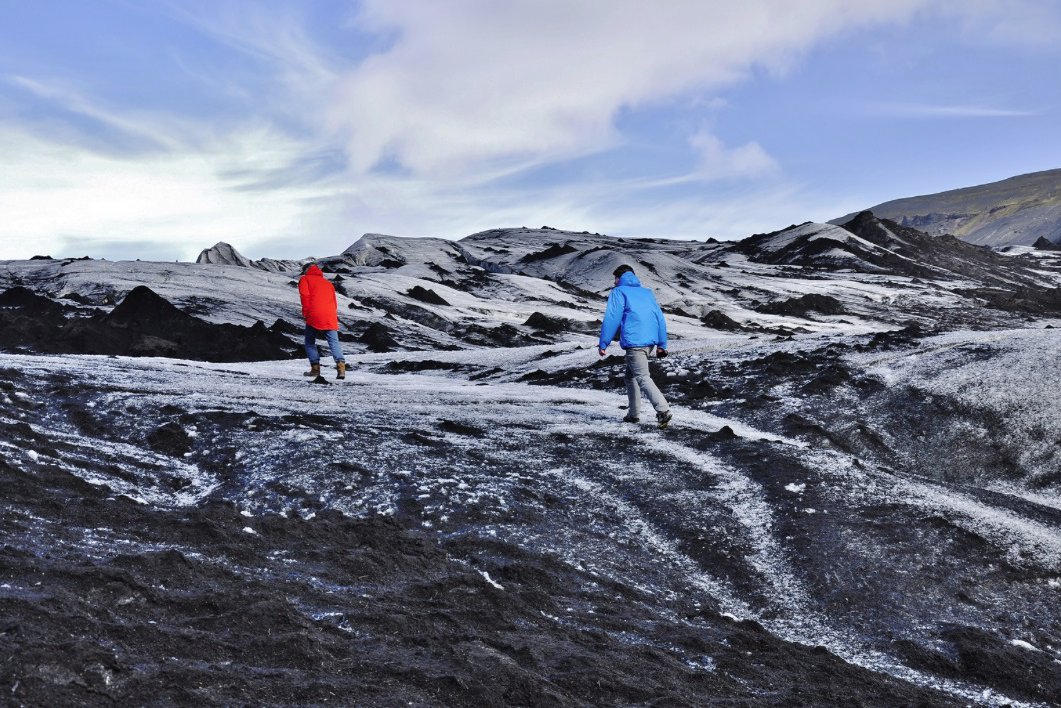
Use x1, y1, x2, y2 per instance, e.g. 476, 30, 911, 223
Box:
298, 265, 339, 331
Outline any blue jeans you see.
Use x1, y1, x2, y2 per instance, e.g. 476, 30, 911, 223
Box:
304, 326, 344, 364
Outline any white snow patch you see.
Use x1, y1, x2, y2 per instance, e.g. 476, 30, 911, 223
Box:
903, 480, 1061, 570
480, 571, 504, 590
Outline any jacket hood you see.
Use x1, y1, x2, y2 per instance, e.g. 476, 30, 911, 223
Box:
617, 271, 641, 288
304, 264, 323, 277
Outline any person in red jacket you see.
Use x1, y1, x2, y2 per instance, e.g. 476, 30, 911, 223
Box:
298, 263, 346, 379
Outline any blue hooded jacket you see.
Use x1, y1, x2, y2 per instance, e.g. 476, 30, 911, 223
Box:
598, 271, 668, 351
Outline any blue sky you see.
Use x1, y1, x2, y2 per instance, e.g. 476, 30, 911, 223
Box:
0, 0, 1059, 261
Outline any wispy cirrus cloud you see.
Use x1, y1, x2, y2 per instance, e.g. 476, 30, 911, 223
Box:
870, 102, 1040, 118
937, 0, 1061, 46
4, 74, 191, 154
159, 0, 340, 99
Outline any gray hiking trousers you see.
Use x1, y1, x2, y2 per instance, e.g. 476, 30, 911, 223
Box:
625, 347, 669, 418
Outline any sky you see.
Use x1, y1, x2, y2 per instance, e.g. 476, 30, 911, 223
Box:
0, 0, 1059, 262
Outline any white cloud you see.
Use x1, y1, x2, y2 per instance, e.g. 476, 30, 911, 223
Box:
327, 0, 934, 179
689, 130, 778, 180
0, 124, 339, 261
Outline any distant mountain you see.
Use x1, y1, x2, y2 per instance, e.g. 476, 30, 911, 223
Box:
832, 168, 1061, 247
196, 241, 305, 273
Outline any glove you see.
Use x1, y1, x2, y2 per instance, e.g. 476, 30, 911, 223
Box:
656, 347, 668, 359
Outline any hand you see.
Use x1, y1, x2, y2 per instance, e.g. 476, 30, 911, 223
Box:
598, 347, 607, 357
656, 347, 668, 359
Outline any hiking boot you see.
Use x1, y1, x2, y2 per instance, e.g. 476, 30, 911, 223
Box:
622, 414, 639, 423
303, 362, 321, 377
657, 410, 673, 429
336, 361, 346, 380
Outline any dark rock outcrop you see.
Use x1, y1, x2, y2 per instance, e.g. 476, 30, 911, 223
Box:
0, 286, 298, 362
757, 294, 846, 318
359, 322, 399, 353
523, 312, 571, 333
520, 243, 578, 263
0, 286, 66, 318
406, 286, 451, 306
700, 310, 743, 331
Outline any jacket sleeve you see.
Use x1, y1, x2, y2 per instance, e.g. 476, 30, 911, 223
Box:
331, 284, 339, 328
298, 277, 310, 321
654, 299, 668, 349
598, 290, 624, 350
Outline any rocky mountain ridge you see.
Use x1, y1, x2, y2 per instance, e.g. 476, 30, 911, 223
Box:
833, 168, 1061, 247
8, 213, 1061, 361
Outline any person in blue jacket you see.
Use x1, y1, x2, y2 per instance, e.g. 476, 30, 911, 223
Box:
598, 264, 672, 428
